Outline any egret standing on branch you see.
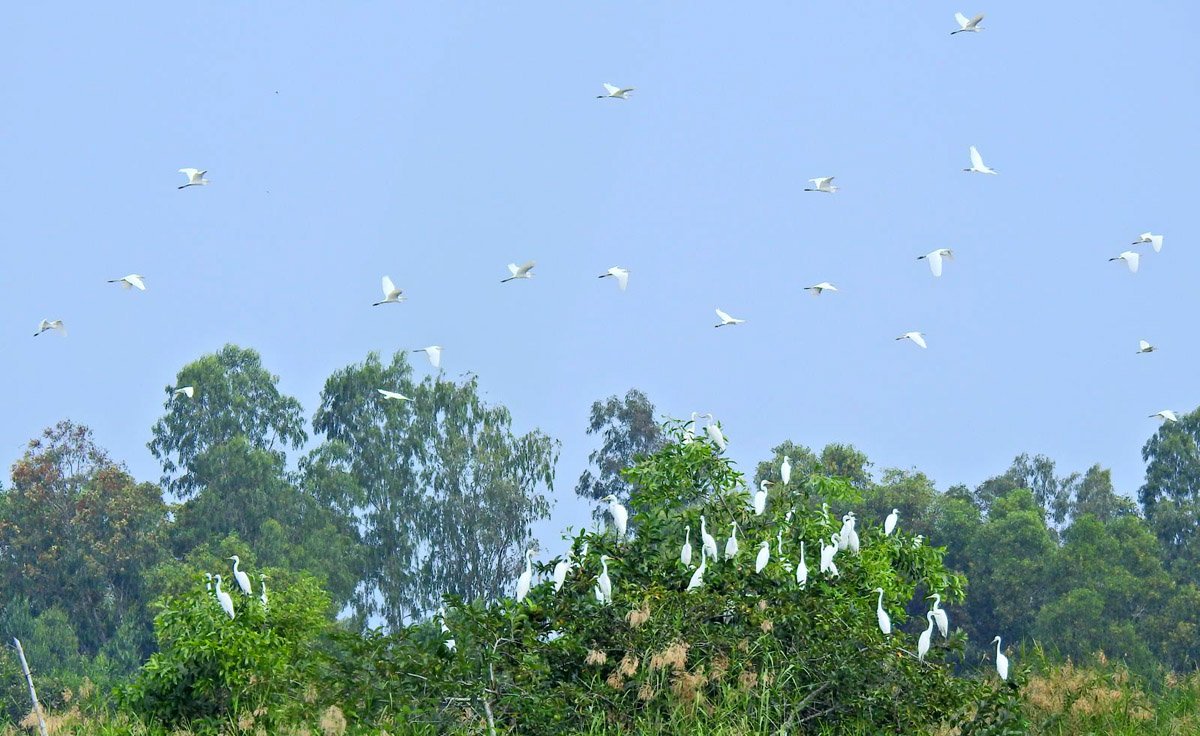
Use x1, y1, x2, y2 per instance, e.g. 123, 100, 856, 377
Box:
516, 548, 534, 602
601, 494, 628, 539
597, 555, 613, 604
929, 594, 950, 637
781, 456, 792, 486
687, 549, 707, 592
754, 480, 771, 516
230, 556, 252, 596
796, 542, 808, 587
875, 588, 892, 635
703, 414, 727, 452
755, 540, 770, 574
214, 575, 235, 620
918, 611, 936, 661
552, 552, 573, 593
700, 516, 719, 561
992, 636, 1009, 680
884, 509, 899, 536
680, 528, 693, 567
725, 521, 740, 561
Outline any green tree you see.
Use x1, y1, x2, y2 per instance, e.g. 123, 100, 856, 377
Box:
575, 389, 664, 505
1139, 407, 1200, 574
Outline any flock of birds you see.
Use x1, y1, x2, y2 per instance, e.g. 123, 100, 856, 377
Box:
202, 555, 269, 620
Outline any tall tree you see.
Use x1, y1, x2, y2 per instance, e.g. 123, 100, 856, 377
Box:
309, 352, 558, 626
1139, 408, 1200, 573
575, 389, 664, 506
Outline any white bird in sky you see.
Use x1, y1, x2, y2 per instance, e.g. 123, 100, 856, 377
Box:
174, 386, 195, 398
703, 414, 727, 452
700, 515, 719, 561
796, 542, 808, 587
552, 553, 573, 593
725, 521, 740, 560
896, 331, 927, 349
804, 282, 838, 296
34, 319, 66, 337
213, 575, 235, 620
178, 168, 209, 189
687, 548, 707, 592
754, 480, 771, 516
501, 261, 536, 283
1132, 232, 1164, 253
107, 274, 146, 291
597, 83, 634, 99
1151, 410, 1179, 423
918, 249, 954, 277
964, 146, 997, 174
597, 555, 613, 603
1137, 340, 1156, 354
1109, 251, 1140, 273
516, 548, 534, 602
875, 588, 892, 635
230, 556, 252, 596
929, 594, 950, 637
598, 267, 630, 290
781, 456, 792, 486
992, 636, 1009, 680
373, 276, 405, 305
714, 308, 745, 327
804, 176, 838, 193
755, 540, 770, 574
601, 494, 628, 539
884, 509, 899, 536
680, 528, 693, 567
376, 389, 413, 401
918, 611, 936, 661
413, 346, 442, 368
951, 12, 985, 34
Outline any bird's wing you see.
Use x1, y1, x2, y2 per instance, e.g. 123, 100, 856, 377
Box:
1139, 340, 1151, 351
955, 12, 970, 27
179, 168, 199, 178
518, 260, 535, 275
968, 13, 984, 28
1151, 235, 1164, 252
1126, 252, 1140, 272
128, 275, 146, 290
381, 276, 396, 296
715, 308, 732, 323
810, 177, 832, 187
969, 146, 984, 169
615, 270, 629, 290
603, 83, 619, 95
927, 252, 944, 277
911, 333, 927, 348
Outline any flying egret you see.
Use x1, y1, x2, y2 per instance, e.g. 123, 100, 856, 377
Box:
178, 168, 209, 188
918, 611, 936, 661
754, 480, 771, 516
597, 555, 613, 603
681, 528, 693, 567
918, 249, 954, 277
601, 494, 628, 539
516, 548, 534, 602
174, 386, 195, 398
1109, 251, 1140, 273
259, 574, 269, 608
1137, 340, 1156, 354
951, 12, 984, 34
884, 509, 899, 536
438, 606, 456, 652
413, 345, 442, 368
687, 548, 707, 592
598, 267, 630, 290
107, 274, 146, 291
597, 83, 633, 99
804, 177, 838, 193
964, 146, 997, 175
230, 556, 252, 596
781, 456, 792, 486
755, 540, 770, 574
501, 261, 536, 283
896, 332, 927, 349
875, 588, 892, 635
1132, 232, 1164, 253
725, 521, 740, 561
992, 636, 1009, 680
929, 594, 949, 637
820, 536, 840, 577
213, 575, 235, 620
796, 542, 808, 587
703, 414, 727, 451
804, 282, 838, 296
377, 389, 413, 401
700, 516, 719, 561
34, 320, 66, 337
373, 276, 405, 305
552, 552, 573, 593
1151, 410, 1179, 423
714, 308, 745, 327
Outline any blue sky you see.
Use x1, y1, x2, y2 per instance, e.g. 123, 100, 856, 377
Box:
2, 3, 1196, 546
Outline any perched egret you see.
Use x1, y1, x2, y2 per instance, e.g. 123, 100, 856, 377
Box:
754, 480, 771, 516
846, 518, 861, 553
594, 585, 604, 603
1132, 232, 1163, 253
804, 282, 838, 296
703, 414, 727, 452
552, 553, 573, 593
930, 594, 950, 637
755, 540, 770, 574
501, 261, 536, 283
838, 515, 854, 550
884, 509, 899, 536
804, 177, 838, 193
820, 536, 840, 577
373, 276, 405, 305
796, 542, 808, 587
700, 516, 719, 561
516, 548, 534, 602
34, 319, 66, 337
377, 389, 413, 401
918, 611, 936, 661
601, 494, 628, 539
259, 574, 269, 608
681, 528, 693, 567
598, 267, 630, 290
597, 555, 613, 603
1137, 340, 1156, 354
1151, 410, 1179, 423
875, 588, 892, 635
597, 83, 634, 99
951, 12, 984, 34
781, 456, 792, 486
438, 606, 456, 652
683, 412, 700, 443
725, 521, 740, 561
776, 529, 784, 555
714, 308, 745, 327
963, 146, 997, 175
174, 386, 195, 398
992, 636, 1009, 680
178, 168, 209, 188
413, 345, 442, 368
1109, 251, 1140, 273
214, 575, 235, 619
230, 556, 252, 596
896, 331, 927, 349
918, 249, 954, 277
687, 548, 707, 592
107, 274, 146, 291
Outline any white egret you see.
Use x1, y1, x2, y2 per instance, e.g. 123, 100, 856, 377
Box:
259, 574, 269, 608
896, 331, 927, 349
501, 261, 536, 283
700, 515, 719, 561
875, 588, 892, 635
598, 267, 630, 291
413, 345, 442, 368
929, 594, 949, 637
34, 319, 66, 337
1151, 410, 1179, 423
754, 480, 771, 516
230, 556, 252, 596
174, 386, 195, 398
681, 528, 693, 567
918, 249, 954, 277
804, 282, 838, 296
992, 636, 1009, 680
725, 521, 740, 560
1132, 232, 1163, 253
516, 548, 534, 602
1109, 251, 1140, 273
1137, 340, 1156, 354
377, 389, 413, 401
776, 530, 784, 555
796, 542, 808, 587
714, 308, 745, 327
107, 274, 146, 291
178, 168, 209, 188
552, 552, 573, 593
884, 509, 899, 536
838, 515, 854, 549
373, 276, 405, 305
820, 536, 840, 577
781, 456, 792, 486
687, 548, 707, 592
703, 414, 727, 452
438, 606, 456, 652
951, 12, 984, 34
683, 412, 700, 443
963, 146, 997, 175
597, 83, 633, 99
597, 555, 613, 603
918, 611, 936, 661
601, 494, 628, 539
594, 585, 604, 603
755, 540, 770, 574
804, 177, 838, 193
214, 575, 235, 620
